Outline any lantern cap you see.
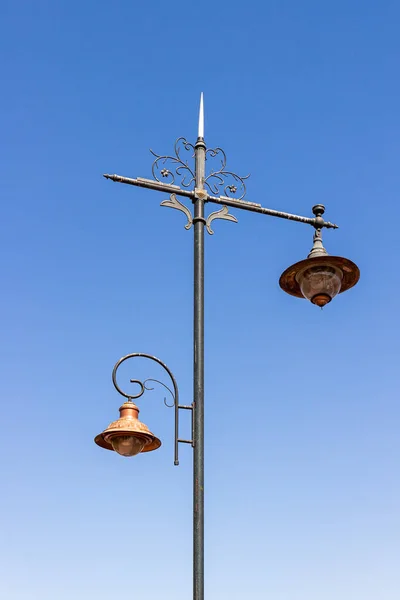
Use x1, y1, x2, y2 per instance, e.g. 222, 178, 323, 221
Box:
94, 400, 161, 454
280, 208, 360, 302
279, 254, 360, 299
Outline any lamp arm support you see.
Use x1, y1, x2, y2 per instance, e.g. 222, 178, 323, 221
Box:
103, 174, 338, 229
112, 352, 191, 466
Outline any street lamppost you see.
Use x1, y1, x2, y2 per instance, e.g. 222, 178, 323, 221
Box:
95, 94, 360, 600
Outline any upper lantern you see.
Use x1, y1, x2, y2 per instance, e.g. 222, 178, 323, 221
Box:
279, 205, 360, 307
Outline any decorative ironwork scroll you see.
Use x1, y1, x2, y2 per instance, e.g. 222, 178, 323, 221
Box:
204, 147, 250, 200
143, 378, 175, 408
150, 137, 195, 188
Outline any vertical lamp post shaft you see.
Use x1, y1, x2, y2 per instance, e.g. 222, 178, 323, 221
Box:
99, 94, 360, 600
193, 124, 206, 599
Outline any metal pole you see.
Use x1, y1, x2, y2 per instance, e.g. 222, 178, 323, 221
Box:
101, 94, 355, 600
193, 114, 206, 599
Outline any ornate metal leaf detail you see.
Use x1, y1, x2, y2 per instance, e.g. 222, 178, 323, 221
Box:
206, 206, 238, 235
160, 193, 193, 230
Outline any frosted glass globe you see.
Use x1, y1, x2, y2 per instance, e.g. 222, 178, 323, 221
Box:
110, 435, 146, 457
298, 265, 342, 307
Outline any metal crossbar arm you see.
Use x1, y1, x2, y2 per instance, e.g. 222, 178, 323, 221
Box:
103, 173, 195, 199
103, 173, 338, 229
206, 193, 339, 229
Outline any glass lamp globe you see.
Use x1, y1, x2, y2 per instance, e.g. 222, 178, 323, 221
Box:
297, 264, 343, 307
110, 434, 146, 457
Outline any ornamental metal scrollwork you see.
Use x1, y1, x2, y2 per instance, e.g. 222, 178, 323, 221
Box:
206, 206, 238, 235
150, 137, 195, 188
112, 353, 179, 405
143, 378, 175, 408
204, 146, 250, 200
160, 193, 193, 230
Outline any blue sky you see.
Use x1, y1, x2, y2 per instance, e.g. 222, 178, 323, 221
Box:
1, 1, 400, 598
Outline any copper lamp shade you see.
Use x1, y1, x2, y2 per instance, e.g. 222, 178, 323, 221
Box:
279, 207, 360, 308
280, 255, 360, 307
95, 401, 161, 457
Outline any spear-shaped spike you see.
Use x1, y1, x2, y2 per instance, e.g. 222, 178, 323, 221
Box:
198, 92, 204, 139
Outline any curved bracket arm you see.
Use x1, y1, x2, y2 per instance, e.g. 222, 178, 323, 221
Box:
112, 353, 192, 465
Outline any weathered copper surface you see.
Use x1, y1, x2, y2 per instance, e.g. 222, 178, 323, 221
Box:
310, 293, 332, 307
279, 255, 360, 299
94, 401, 161, 453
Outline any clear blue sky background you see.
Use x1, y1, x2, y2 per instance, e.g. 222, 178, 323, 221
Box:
1, 1, 399, 599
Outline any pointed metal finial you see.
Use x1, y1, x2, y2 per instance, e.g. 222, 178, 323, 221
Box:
198, 93, 204, 139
